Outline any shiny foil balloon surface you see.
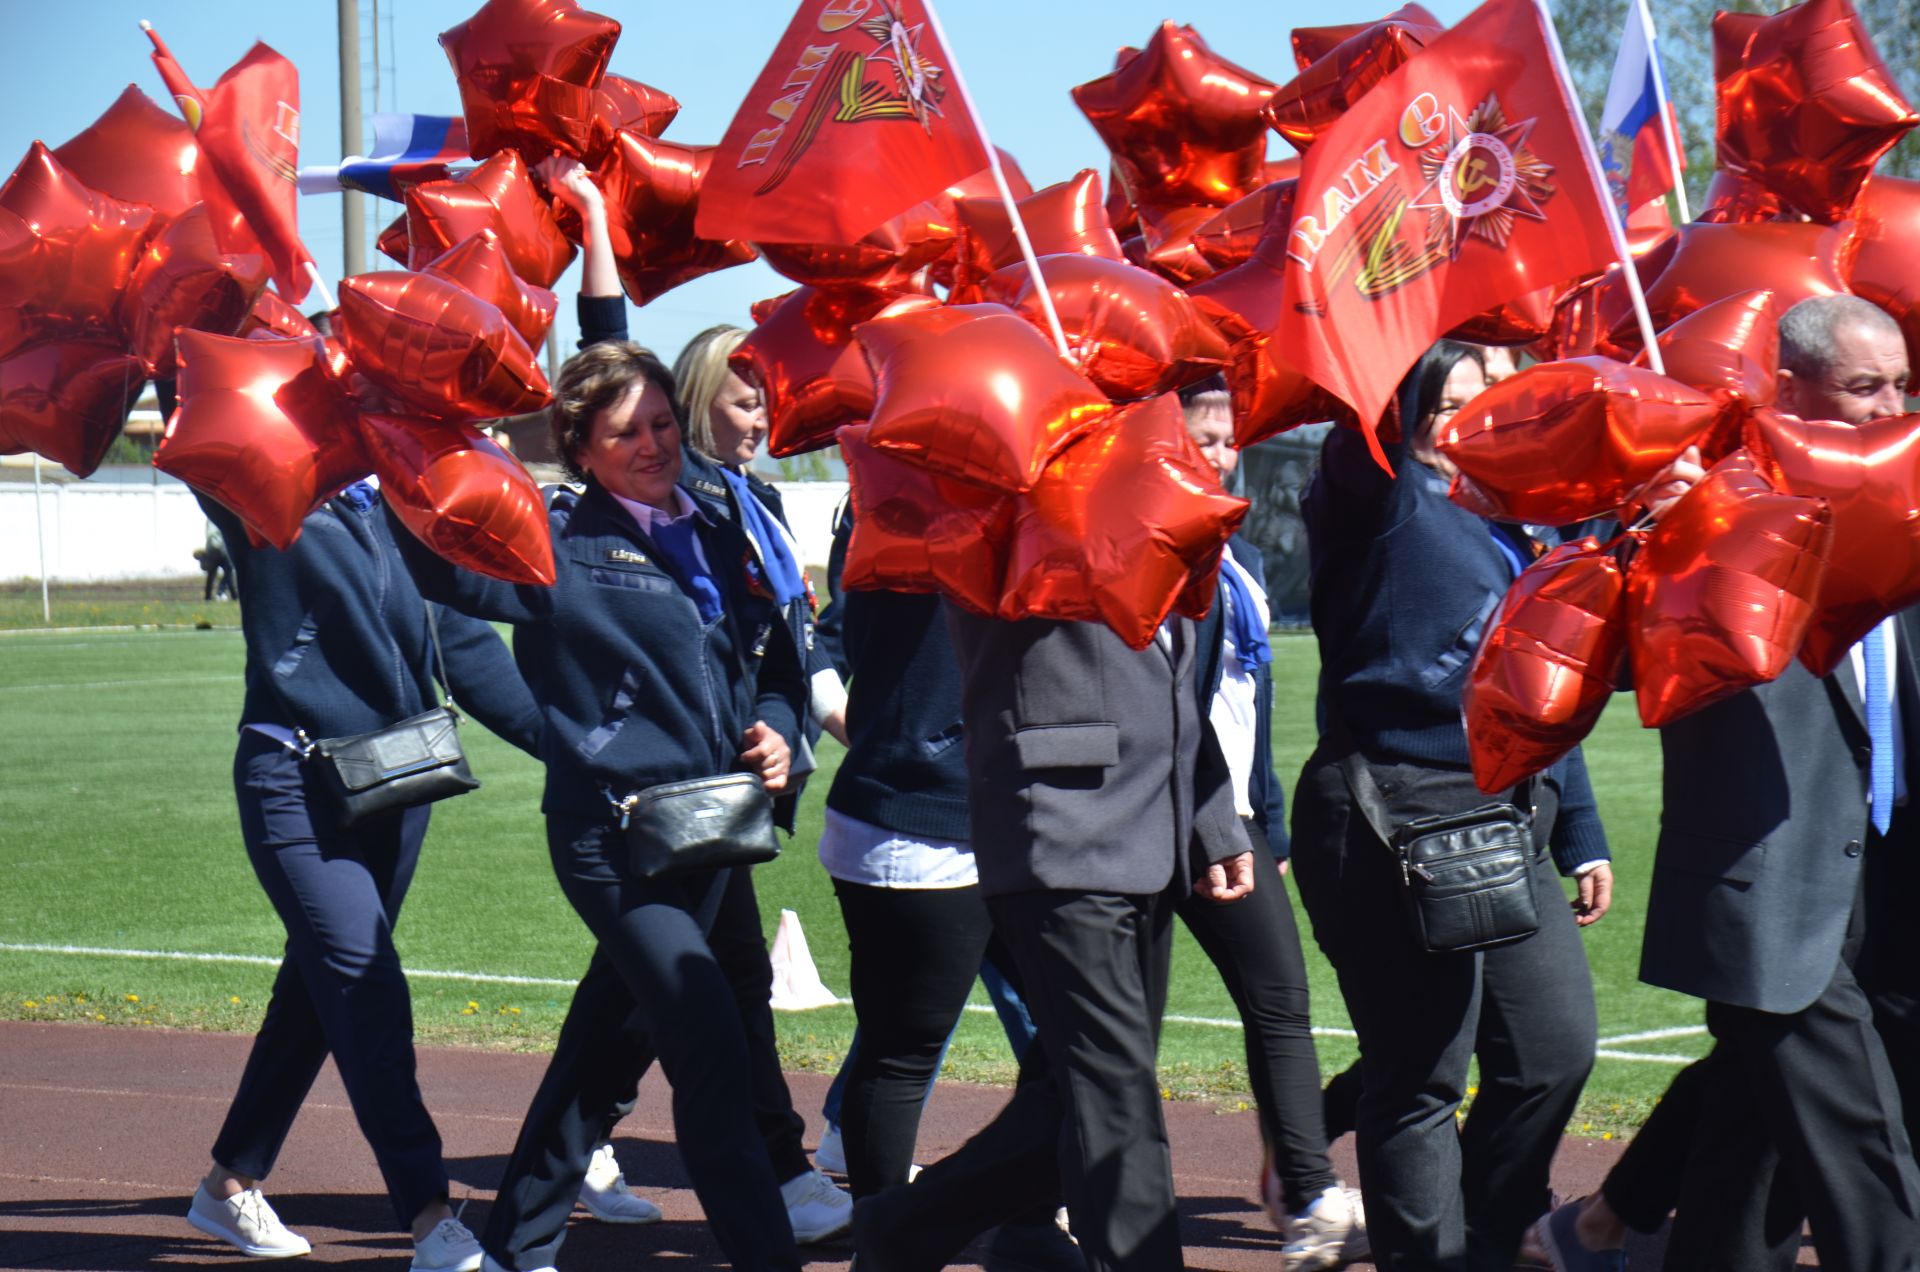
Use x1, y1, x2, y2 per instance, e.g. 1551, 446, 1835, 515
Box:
338, 273, 551, 422
242, 289, 319, 341
420, 230, 559, 351
1448, 287, 1556, 348
981, 252, 1230, 401
997, 394, 1249, 649
439, 0, 620, 163
857, 304, 1113, 493
51, 85, 201, 218
1543, 231, 1677, 361
1071, 23, 1277, 214
1712, 0, 1917, 223
156, 331, 368, 548
1695, 168, 1785, 225
1191, 180, 1296, 271
0, 142, 157, 359
1627, 451, 1832, 726
757, 200, 956, 291
1133, 204, 1219, 287
735, 285, 941, 458
377, 211, 411, 267
1438, 357, 1719, 525
1290, 3, 1444, 68
952, 169, 1125, 298
1637, 289, 1779, 458
1463, 537, 1626, 793
1265, 11, 1443, 152
403, 151, 577, 288
1847, 176, 1920, 384
119, 205, 270, 378
838, 421, 1013, 617
0, 338, 146, 477
585, 74, 679, 165
1636, 221, 1852, 340
1745, 409, 1920, 676
360, 412, 555, 586
1188, 250, 1358, 445
577, 131, 756, 305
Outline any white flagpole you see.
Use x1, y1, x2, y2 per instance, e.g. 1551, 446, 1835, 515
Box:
33, 453, 49, 623
918, 0, 1071, 360
304, 262, 338, 313
1635, 0, 1691, 223
1535, 0, 1666, 374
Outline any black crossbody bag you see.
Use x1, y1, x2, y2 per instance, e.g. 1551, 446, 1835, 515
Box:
1338, 754, 1540, 953
296, 606, 479, 829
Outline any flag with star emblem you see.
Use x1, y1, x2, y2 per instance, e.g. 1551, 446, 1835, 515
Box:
697, 0, 989, 245
1277, 0, 1618, 447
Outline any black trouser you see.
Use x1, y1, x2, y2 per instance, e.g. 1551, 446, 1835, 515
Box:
1176, 852, 1337, 1215
605, 865, 812, 1184
212, 732, 446, 1229
857, 888, 1177, 1272
832, 878, 995, 1199
481, 818, 800, 1272
1290, 753, 1596, 1272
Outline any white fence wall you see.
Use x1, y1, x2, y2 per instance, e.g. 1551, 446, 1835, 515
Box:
0, 481, 851, 584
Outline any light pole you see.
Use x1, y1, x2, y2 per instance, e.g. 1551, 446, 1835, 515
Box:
339, 0, 366, 279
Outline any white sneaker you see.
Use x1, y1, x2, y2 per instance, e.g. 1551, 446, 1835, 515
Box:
815, 1123, 847, 1175
481, 1258, 555, 1272
780, 1167, 853, 1243
1281, 1185, 1369, 1272
411, 1216, 484, 1272
187, 1183, 312, 1258
577, 1143, 663, 1224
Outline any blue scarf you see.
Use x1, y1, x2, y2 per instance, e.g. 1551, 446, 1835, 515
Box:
1218, 553, 1273, 675
722, 469, 804, 608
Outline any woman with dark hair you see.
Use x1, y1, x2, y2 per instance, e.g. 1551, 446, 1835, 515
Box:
1288, 341, 1611, 1271
389, 331, 810, 1272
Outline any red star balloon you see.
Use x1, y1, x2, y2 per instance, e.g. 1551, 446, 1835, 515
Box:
757, 200, 957, 291
1463, 537, 1626, 793
981, 253, 1230, 402
1696, 168, 1784, 225
1542, 231, 1678, 361
402, 150, 577, 288
837, 421, 1013, 617
1713, 0, 1918, 223
570, 130, 756, 306
51, 85, 201, 218
734, 285, 941, 459
1745, 409, 1920, 676
585, 74, 679, 165
1636, 221, 1853, 337
119, 205, 270, 378
1449, 286, 1556, 348
242, 289, 318, 341
0, 142, 157, 360
156, 330, 368, 548
1635, 289, 1779, 458
337, 272, 551, 422
857, 303, 1114, 493
951, 169, 1125, 299
420, 230, 558, 351
997, 394, 1249, 649
1071, 23, 1277, 214
1848, 175, 1920, 384
359, 412, 555, 586
1627, 450, 1833, 726
1291, 3, 1445, 67
1266, 7, 1445, 152
1132, 204, 1219, 287
377, 211, 411, 267
1188, 244, 1353, 445
1192, 180, 1295, 271
1437, 357, 1719, 525
0, 338, 146, 477
439, 0, 621, 163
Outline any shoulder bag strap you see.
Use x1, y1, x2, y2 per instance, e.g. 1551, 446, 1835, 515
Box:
423, 601, 458, 716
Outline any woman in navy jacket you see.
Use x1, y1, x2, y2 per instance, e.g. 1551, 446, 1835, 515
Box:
1288, 341, 1609, 1272
389, 338, 809, 1272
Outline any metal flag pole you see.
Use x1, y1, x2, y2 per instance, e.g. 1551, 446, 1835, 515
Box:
918, 0, 1072, 360
1535, 0, 1666, 373
1635, 0, 1691, 224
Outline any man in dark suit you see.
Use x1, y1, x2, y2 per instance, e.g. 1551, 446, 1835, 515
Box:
852, 607, 1255, 1272
1534, 296, 1920, 1270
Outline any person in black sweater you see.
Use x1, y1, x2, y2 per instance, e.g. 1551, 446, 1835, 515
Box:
1288, 341, 1610, 1272
184, 484, 544, 1272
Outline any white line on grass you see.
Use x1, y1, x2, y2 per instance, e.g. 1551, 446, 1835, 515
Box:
1595, 1025, 1708, 1045
0, 675, 237, 693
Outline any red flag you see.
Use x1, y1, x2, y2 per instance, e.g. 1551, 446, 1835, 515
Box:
146, 25, 314, 303
1278, 0, 1619, 452
696, 0, 990, 246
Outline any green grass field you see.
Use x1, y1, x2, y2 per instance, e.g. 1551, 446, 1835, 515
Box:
0, 621, 1702, 1135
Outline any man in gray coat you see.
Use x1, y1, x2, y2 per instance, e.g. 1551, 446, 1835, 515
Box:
853, 609, 1254, 1272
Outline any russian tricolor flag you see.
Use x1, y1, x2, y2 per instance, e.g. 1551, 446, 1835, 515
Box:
296, 113, 472, 202
1600, 0, 1684, 222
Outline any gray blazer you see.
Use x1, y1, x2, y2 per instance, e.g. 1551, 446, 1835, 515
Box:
946, 610, 1251, 898
1641, 608, 1920, 1015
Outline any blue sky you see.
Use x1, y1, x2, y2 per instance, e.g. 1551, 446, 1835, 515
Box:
0, 0, 1480, 363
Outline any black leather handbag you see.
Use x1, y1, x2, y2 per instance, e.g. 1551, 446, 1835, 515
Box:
1340, 755, 1540, 953
617, 772, 780, 879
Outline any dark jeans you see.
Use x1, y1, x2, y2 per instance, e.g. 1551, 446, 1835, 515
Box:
480, 818, 800, 1272
211, 732, 446, 1229
1290, 752, 1596, 1272
1177, 852, 1337, 1215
